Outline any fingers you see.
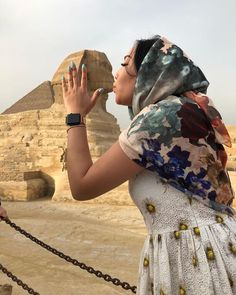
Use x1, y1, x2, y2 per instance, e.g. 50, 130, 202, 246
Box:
81, 64, 87, 91
61, 62, 78, 92
61, 63, 101, 111
91, 88, 104, 106
61, 75, 67, 93
68, 66, 73, 89
71, 62, 78, 88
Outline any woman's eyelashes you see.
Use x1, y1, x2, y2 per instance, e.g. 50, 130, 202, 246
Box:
121, 55, 132, 67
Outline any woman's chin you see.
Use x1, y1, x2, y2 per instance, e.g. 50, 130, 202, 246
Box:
115, 95, 131, 106
115, 96, 122, 105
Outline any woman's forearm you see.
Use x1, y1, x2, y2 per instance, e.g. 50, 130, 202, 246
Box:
62, 62, 105, 200
66, 126, 93, 199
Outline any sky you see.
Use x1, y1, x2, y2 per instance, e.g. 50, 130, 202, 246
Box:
0, 0, 236, 130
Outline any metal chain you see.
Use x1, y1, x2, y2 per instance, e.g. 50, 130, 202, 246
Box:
0, 263, 40, 295
0, 217, 137, 294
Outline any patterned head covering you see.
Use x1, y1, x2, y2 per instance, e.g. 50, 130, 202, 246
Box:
129, 36, 231, 151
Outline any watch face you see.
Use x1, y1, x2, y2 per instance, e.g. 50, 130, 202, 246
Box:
66, 113, 81, 125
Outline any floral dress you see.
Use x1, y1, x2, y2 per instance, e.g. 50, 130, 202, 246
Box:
119, 95, 236, 295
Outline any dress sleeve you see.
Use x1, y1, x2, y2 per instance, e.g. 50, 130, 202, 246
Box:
118, 96, 183, 170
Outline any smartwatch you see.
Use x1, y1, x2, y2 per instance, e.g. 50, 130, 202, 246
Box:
65, 113, 85, 126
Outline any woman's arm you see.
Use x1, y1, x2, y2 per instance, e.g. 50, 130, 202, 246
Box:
67, 127, 143, 200
63, 63, 143, 201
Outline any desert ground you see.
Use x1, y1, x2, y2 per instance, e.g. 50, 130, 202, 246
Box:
1, 171, 236, 295
0, 197, 146, 295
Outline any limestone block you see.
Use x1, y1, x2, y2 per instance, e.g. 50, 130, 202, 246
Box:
229, 171, 236, 208
52, 171, 74, 202
0, 123, 11, 132
0, 179, 47, 201
0, 285, 12, 295
226, 126, 236, 171
21, 132, 34, 142
38, 156, 56, 168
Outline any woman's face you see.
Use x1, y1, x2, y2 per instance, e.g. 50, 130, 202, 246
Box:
113, 47, 137, 106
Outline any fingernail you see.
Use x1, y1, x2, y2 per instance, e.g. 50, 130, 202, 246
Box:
71, 61, 76, 69
82, 64, 86, 70
98, 88, 104, 94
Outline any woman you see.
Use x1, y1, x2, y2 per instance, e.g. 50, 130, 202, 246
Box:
62, 35, 236, 294
1, 35, 236, 294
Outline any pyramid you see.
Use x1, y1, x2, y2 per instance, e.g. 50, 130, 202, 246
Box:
2, 81, 54, 114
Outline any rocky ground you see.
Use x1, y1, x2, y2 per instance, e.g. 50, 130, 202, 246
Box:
1, 171, 236, 295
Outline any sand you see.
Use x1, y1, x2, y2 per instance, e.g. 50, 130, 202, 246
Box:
0, 198, 146, 295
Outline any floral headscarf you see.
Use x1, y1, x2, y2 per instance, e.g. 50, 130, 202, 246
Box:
120, 36, 235, 215
129, 36, 231, 152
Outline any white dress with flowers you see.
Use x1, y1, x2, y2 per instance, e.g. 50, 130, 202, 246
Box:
119, 96, 236, 295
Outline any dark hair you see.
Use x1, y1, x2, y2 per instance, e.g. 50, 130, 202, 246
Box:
134, 35, 160, 72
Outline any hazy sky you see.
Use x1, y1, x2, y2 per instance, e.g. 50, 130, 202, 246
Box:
0, 0, 235, 130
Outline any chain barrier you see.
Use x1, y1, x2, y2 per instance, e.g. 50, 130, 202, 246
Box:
0, 217, 137, 294
0, 263, 40, 295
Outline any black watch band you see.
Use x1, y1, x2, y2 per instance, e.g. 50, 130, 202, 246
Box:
65, 113, 85, 126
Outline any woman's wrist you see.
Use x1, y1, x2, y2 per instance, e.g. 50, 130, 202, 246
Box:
67, 125, 86, 133
66, 113, 87, 118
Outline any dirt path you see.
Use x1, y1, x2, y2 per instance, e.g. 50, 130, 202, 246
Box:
0, 198, 146, 295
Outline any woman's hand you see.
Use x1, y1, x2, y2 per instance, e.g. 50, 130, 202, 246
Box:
62, 63, 103, 116
0, 206, 8, 221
